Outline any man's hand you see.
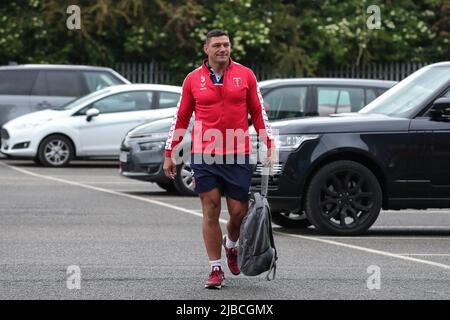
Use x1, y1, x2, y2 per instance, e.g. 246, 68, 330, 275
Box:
163, 156, 177, 180
263, 145, 278, 167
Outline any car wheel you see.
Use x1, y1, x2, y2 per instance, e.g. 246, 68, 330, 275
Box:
38, 134, 74, 167
156, 181, 177, 192
271, 210, 312, 228
305, 160, 382, 236
174, 162, 197, 196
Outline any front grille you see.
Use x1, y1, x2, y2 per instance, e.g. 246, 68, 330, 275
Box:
146, 164, 161, 174
251, 163, 283, 191
251, 175, 280, 191
1, 128, 9, 140
254, 163, 283, 175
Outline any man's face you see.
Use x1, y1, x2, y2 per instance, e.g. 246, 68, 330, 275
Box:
204, 35, 231, 65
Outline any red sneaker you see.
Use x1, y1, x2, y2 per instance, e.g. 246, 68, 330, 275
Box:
204, 266, 225, 289
223, 236, 240, 275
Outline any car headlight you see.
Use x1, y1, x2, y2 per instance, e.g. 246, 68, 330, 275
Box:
139, 141, 165, 151
14, 118, 52, 130
275, 134, 320, 151
129, 132, 169, 140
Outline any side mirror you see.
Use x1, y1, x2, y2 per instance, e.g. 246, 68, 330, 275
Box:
429, 97, 450, 121
86, 108, 100, 122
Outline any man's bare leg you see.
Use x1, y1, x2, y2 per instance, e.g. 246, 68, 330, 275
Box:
199, 188, 222, 260
225, 197, 249, 242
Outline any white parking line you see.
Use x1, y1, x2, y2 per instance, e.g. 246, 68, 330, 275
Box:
319, 236, 450, 240
3, 161, 450, 271
74, 181, 149, 184
0, 162, 225, 223
277, 232, 450, 270
383, 210, 450, 214
396, 254, 450, 256
371, 226, 450, 229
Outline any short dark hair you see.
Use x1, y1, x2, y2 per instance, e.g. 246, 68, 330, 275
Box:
205, 29, 229, 43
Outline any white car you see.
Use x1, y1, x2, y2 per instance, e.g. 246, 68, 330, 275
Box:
0, 84, 181, 167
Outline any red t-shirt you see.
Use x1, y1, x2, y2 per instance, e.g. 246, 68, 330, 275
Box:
164, 59, 274, 157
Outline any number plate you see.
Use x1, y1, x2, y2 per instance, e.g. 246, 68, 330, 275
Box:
119, 151, 129, 163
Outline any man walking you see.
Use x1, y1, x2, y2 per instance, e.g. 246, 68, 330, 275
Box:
163, 29, 276, 289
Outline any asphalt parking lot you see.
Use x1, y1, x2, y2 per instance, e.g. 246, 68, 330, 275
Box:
1, 158, 450, 300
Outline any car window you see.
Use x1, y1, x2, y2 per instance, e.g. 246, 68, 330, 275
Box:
376, 88, 389, 97
444, 89, 450, 98
82, 71, 124, 92
366, 89, 378, 104
360, 67, 450, 117
30, 71, 48, 96
0, 70, 38, 95
318, 87, 365, 116
45, 71, 83, 97
65, 89, 111, 111
263, 86, 307, 120
158, 91, 180, 109
90, 91, 153, 114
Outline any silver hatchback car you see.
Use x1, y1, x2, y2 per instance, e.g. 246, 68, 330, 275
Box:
0, 64, 130, 127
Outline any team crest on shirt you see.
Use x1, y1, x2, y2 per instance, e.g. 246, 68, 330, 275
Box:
200, 75, 206, 88
232, 77, 242, 87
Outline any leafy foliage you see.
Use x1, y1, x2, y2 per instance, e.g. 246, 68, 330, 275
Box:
0, 0, 448, 83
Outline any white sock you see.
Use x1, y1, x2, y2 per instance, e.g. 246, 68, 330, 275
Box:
226, 235, 237, 249
209, 259, 221, 270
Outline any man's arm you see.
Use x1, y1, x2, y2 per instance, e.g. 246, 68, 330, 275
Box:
164, 75, 195, 179
246, 70, 277, 165
164, 75, 195, 157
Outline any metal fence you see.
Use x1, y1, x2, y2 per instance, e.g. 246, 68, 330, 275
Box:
113, 61, 174, 84
318, 62, 431, 81
114, 61, 433, 84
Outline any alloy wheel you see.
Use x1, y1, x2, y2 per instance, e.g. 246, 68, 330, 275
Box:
44, 139, 70, 166
319, 169, 375, 229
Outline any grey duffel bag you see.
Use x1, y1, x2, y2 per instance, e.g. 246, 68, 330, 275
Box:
238, 167, 277, 280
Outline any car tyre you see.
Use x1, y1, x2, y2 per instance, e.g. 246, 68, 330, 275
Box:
38, 134, 74, 167
174, 162, 197, 196
305, 160, 382, 236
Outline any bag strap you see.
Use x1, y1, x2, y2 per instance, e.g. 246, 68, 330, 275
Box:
265, 253, 277, 281
265, 197, 278, 281
261, 165, 270, 198
261, 164, 277, 281
267, 221, 278, 280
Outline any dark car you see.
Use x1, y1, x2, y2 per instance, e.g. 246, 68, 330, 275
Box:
119, 78, 395, 194
258, 78, 395, 120
252, 61, 450, 235
0, 64, 130, 127
120, 117, 196, 195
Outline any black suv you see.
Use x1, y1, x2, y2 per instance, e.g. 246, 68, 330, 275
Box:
253, 62, 450, 235
0, 64, 130, 127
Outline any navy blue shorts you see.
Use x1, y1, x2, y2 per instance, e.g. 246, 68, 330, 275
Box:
190, 154, 254, 202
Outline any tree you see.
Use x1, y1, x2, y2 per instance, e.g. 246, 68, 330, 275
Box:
0, 0, 448, 82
